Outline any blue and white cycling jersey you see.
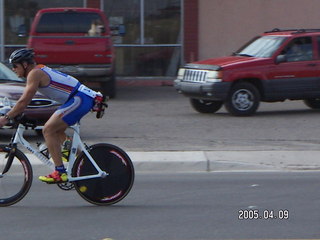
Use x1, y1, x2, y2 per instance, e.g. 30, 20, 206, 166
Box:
36, 64, 80, 104
36, 64, 96, 125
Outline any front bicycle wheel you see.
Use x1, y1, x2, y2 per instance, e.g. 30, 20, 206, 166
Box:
0, 144, 33, 207
72, 143, 134, 206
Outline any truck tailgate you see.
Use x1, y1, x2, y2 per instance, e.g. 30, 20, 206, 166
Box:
30, 36, 113, 64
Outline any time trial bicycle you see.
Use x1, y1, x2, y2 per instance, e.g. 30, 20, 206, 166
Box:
0, 114, 135, 207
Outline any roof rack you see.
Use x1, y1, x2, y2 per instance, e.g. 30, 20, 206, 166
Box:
265, 28, 320, 34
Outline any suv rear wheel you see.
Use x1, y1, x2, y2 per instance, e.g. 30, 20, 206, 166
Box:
225, 82, 260, 116
190, 99, 223, 113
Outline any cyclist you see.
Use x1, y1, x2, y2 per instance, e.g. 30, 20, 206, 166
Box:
0, 48, 100, 183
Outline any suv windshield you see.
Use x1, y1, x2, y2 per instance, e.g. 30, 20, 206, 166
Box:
235, 36, 286, 58
36, 12, 105, 34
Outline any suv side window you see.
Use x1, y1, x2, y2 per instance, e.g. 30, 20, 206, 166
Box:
281, 37, 313, 62
36, 12, 105, 35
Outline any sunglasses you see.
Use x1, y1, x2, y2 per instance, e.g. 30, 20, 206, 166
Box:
12, 63, 19, 69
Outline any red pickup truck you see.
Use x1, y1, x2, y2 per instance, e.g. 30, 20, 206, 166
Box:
27, 8, 116, 97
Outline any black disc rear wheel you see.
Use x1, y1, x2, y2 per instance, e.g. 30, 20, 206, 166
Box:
72, 143, 134, 206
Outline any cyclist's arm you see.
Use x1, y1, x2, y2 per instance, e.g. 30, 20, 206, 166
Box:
5, 69, 42, 119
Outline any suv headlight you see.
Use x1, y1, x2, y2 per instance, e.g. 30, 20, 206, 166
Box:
206, 71, 223, 83
177, 68, 186, 80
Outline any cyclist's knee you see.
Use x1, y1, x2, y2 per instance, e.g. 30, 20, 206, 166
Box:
43, 116, 68, 137
42, 124, 65, 137
43, 122, 60, 136
42, 124, 53, 138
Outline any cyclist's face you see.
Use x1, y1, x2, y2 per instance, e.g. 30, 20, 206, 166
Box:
12, 63, 25, 77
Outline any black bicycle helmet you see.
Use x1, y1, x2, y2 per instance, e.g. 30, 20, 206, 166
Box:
9, 48, 34, 64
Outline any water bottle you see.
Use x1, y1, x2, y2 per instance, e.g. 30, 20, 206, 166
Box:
61, 137, 72, 162
63, 138, 72, 151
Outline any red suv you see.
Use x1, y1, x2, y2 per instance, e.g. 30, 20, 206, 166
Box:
27, 8, 116, 97
174, 28, 320, 116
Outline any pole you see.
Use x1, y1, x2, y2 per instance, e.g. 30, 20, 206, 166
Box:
0, 0, 4, 62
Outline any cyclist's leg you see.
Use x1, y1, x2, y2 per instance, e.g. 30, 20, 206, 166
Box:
43, 113, 68, 168
40, 114, 69, 183
40, 93, 93, 183
43, 120, 70, 162
43, 93, 92, 167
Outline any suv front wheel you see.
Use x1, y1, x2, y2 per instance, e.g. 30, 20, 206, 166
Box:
225, 82, 260, 116
190, 99, 223, 113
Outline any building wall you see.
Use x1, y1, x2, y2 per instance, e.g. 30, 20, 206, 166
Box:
184, 0, 198, 63
198, 0, 320, 61
87, 0, 100, 8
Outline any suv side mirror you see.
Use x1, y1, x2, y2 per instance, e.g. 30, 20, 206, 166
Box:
276, 55, 287, 64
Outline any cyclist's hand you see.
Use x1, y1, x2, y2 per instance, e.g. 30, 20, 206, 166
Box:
0, 116, 8, 128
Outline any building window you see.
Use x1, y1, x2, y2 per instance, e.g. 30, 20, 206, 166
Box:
105, 0, 182, 76
144, 1, 181, 45
116, 46, 180, 76
105, 0, 141, 45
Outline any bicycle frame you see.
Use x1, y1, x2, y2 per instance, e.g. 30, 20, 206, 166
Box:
11, 122, 108, 182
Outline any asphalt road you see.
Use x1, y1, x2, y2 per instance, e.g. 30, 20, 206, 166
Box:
1, 85, 320, 240
1, 171, 320, 240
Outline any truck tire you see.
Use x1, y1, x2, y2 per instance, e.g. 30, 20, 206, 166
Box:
225, 82, 260, 116
304, 98, 320, 109
101, 73, 116, 98
190, 98, 223, 113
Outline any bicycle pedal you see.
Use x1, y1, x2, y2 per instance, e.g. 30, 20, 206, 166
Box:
57, 182, 75, 190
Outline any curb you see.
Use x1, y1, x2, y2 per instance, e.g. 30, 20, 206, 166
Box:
24, 150, 320, 172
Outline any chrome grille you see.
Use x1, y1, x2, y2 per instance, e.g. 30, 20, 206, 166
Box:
183, 69, 208, 82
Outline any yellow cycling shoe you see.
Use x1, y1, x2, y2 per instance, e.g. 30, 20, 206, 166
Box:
61, 150, 70, 162
39, 171, 68, 183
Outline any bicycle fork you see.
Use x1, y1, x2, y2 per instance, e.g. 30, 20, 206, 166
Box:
1, 144, 17, 175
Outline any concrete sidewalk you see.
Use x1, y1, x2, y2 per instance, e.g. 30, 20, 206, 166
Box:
25, 150, 320, 172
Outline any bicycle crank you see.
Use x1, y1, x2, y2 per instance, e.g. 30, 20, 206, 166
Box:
57, 182, 75, 191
